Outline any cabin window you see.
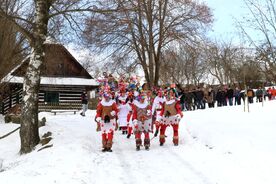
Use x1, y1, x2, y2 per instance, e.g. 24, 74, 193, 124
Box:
44, 91, 59, 103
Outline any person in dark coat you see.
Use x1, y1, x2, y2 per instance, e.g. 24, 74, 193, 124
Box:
179, 89, 186, 111
186, 89, 196, 111
255, 87, 263, 103
233, 87, 241, 105
221, 89, 227, 106
195, 87, 205, 109
240, 90, 245, 104
226, 87, 234, 106
216, 89, 223, 107
206, 87, 215, 108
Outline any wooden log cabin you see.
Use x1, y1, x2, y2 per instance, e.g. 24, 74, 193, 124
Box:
0, 42, 98, 114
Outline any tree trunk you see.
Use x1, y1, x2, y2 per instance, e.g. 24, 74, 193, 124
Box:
154, 57, 160, 86
20, 0, 50, 154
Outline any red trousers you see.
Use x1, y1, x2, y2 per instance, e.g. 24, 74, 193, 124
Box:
127, 126, 133, 135
102, 131, 114, 142
155, 121, 160, 131
159, 124, 179, 143
135, 131, 150, 140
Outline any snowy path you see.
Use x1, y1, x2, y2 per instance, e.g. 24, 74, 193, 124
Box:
1, 101, 276, 184
45, 111, 217, 184
0, 111, 216, 184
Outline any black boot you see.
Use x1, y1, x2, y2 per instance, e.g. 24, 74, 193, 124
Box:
127, 134, 131, 139
102, 148, 108, 152
173, 136, 179, 146
154, 129, 159, 137
144, 138, 150, 150
106, 148, 113, 152
102, 140, 107, 152
159, 135, 165, 146
106, 140, 113, 152
136, 138, 142, 151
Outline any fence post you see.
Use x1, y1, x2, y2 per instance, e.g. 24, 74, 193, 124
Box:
0, 101, 3, 114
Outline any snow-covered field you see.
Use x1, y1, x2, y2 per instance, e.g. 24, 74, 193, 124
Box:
0, 101, 275, 184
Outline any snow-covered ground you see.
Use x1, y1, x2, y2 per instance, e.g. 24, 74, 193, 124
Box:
0, 100, 275, 184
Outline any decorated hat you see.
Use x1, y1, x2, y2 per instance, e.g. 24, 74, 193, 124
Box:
164, 87, 177, 97
136, 90, 147, 101
157, 88, 163, 96
100, 83, 112, 98
118, 80, 127, 93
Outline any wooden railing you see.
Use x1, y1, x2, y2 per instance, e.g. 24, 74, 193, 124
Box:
38, 101, 82, 112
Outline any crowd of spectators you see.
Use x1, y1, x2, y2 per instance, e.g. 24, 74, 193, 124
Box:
177, 86, 276, 111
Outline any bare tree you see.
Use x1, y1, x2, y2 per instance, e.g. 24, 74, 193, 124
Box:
0, 0, 116, 154
237, 53, 264, 88
203, 41, 243, 85
83, 0, 213, 87
0, 0, 27, 80
237, 0, 276, 83
0, 19, 26, 79
159, 44, 207, 86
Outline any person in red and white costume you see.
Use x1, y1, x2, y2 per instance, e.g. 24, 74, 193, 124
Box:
95, 90, 118, 152
151, 89, 165, 137
159, 88, 183, 146
117, 89, 132, 135
132, 92, 152, 151
126, 91, 135, 138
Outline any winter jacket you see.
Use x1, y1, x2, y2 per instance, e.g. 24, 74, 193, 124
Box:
255, 89, 263, 97
195, 90, 204, 101
185, 92, 195, 104
226, 88, 234, 98
81, 93, 88, 104
247, 89, 255, 97
206, 90, 215, 103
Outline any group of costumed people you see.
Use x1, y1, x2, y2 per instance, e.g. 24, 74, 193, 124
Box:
94, 74, 183, 152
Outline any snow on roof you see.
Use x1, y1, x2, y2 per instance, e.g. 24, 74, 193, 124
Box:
1, 76, 98, 86
0, 42, 96, 85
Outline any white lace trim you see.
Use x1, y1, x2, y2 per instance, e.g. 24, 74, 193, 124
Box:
134, 100, 148, 108
101, 99, 115, 106
165, 99, 175, 105
118, 96, 127, 102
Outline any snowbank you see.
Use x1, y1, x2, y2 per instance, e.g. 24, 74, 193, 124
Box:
0, 101, 276, 184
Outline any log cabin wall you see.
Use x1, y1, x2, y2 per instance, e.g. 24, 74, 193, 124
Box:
0, 84, 22, 114
0, 85, 90, 114
38, 85, 85, 112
